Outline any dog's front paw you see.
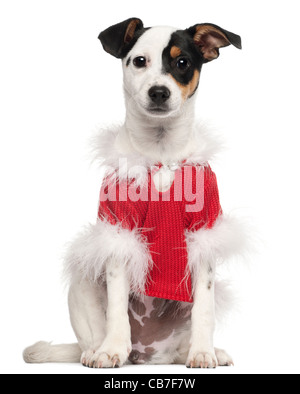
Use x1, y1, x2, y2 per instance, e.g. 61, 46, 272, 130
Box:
186, 348, 217, 369
215, 348, 234, 367
81, 349, 96, 367
82, 337, 131, 368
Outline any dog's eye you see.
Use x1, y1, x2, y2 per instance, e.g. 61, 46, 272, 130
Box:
176, 58, 191, 72
133, 56, 147, 68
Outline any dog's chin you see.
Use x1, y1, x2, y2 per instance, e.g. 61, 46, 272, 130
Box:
142, 105, 180, 119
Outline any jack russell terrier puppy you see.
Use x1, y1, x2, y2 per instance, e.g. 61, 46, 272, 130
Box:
24, 18, 245, 368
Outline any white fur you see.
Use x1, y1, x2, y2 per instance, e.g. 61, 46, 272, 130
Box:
184, 213, 248, 346
214, 279, 237, 324
68, 276, 107, 354
82, 259, 132, 368
23, 342, 81, 364
122, 26, 204, 165
90, 121, 222, 187
123, 27, 183, 120
64, 218, 152, 294
188, 294, 217, 368
186, 214, 248, 289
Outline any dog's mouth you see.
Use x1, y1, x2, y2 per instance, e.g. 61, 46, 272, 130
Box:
134, 96, 181, 118
146, 104, 171, 116
149, 107, 168, 113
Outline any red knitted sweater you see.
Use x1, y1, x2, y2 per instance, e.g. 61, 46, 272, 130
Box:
98, 164, 221, 303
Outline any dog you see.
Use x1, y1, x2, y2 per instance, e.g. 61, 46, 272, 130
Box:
23, 18, 244, 368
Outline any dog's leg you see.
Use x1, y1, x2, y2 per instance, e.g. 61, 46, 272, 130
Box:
186, 260, 218, 368
68, 275, 107, 365
87, 258, 131, 368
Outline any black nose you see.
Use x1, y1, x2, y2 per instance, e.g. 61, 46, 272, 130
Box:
148, 86, 171, 106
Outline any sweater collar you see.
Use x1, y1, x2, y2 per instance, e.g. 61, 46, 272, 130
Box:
91, 121, 222, 185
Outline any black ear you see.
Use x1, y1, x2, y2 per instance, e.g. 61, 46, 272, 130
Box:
186, 23, 242, 62
98, 18, 144, 59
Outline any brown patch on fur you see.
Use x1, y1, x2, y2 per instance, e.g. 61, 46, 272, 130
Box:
170, 69, 200, 100
124, 19, 141, 44
208, 281, 212, 290
129, 298, 191, 347
170, 46, 181, 59
193, 25, 230, 61
145, 347, 155, 353
130, 296, 147, 316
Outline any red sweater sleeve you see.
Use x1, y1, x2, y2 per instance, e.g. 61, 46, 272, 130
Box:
185, 165, 222, 231
97, 177, 142, 231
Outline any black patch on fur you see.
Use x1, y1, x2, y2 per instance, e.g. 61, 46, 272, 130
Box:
162, 30, 204, 89
126, 57, 131, 67
98, 18, 147, 59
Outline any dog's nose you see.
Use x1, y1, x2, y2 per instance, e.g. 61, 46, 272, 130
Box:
148, 86, 171, 106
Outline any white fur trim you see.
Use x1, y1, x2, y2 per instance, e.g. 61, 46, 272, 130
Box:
89, 121, 223, 186
64, 219, 152, 294
186, 214, 248, 287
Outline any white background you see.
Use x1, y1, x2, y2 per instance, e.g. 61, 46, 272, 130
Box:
1, 0, 300, 375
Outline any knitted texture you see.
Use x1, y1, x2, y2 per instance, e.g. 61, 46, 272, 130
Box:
98, 164, 221, 302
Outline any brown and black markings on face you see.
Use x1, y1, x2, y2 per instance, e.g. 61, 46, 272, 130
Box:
161, 24, 242, 102
162, 30, 204, 101
99, 20, 241, 105
98, 18, 148, 59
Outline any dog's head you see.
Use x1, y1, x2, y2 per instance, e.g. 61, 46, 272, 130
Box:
99, 18, 241, 119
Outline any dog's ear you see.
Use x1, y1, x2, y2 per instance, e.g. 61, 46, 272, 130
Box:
186, 23, 242, 62
98, 18, 144, 59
